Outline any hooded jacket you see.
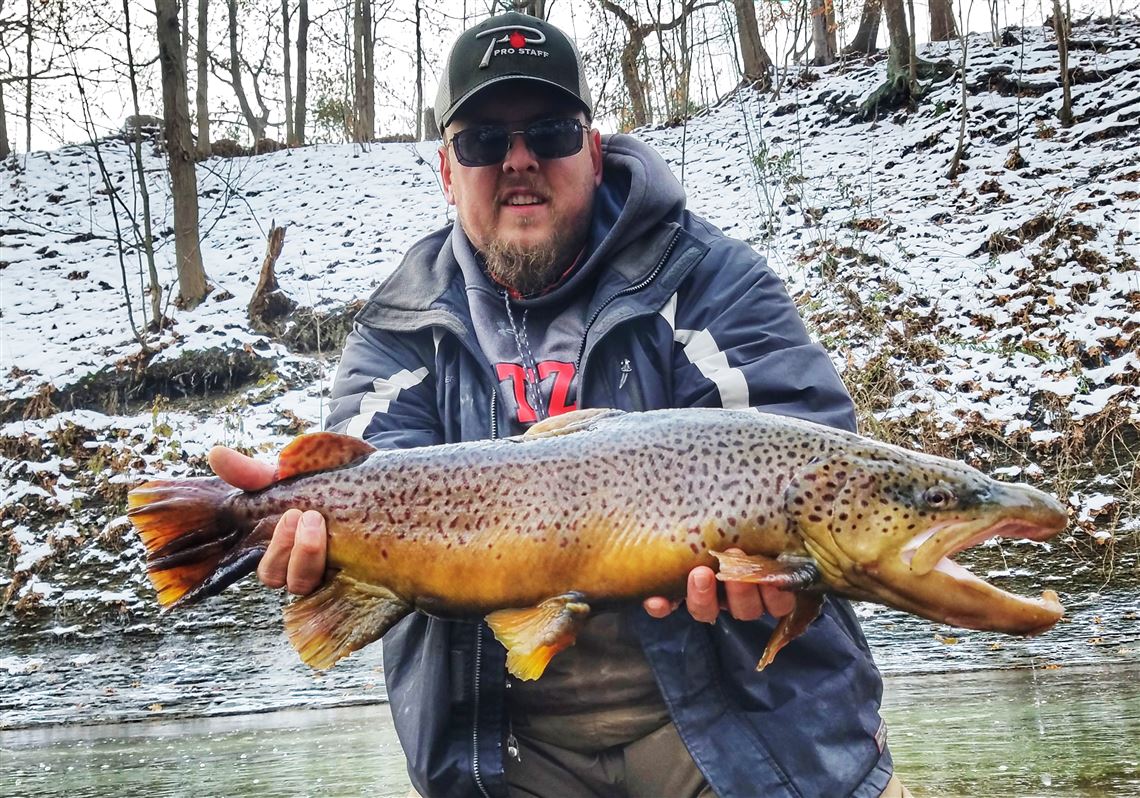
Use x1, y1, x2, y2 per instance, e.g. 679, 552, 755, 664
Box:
326, 135, 894, 798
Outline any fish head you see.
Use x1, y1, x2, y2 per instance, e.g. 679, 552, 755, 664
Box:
786, 447, 1068, 635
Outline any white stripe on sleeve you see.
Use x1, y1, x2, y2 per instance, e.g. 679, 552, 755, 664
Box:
343, 367, 430, 438
658, 293, 750, 409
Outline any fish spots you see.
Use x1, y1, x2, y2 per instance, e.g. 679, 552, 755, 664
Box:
381, 548, 389, 559
690, 543, 700, 554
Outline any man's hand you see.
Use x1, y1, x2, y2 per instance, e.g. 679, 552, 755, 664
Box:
642, 549, 796, 622
207, 446, 328, 595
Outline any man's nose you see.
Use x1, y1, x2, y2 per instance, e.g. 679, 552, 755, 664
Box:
502, 131, 539, 172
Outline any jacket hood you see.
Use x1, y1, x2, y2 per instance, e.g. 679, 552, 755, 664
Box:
359, 134, 688, 321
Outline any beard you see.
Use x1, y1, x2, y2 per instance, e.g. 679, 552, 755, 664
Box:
482, 203, 593, 296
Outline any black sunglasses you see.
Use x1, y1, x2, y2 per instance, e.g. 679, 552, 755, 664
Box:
449, 118, 585, 167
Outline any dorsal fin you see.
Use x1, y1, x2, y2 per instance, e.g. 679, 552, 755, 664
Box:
275, 432, 376, 480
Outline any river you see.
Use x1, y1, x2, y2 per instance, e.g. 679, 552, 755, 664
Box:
2, 558, 1138, 796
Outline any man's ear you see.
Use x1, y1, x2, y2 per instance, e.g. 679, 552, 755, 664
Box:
439, 144, 456, 205
589, 129, 603, 187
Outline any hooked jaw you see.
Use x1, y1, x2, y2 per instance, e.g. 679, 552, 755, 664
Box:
892, 488, 1068, 635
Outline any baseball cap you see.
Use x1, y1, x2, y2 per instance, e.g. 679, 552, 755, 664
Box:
435, 12, 592, 132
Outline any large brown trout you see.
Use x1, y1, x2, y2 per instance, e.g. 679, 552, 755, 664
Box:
128, 407, 1066, 679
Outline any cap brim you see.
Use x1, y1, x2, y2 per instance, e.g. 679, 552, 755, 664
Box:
440, 75, 590, 130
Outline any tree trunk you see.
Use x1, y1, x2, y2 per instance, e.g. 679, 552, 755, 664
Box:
25, 0, 32, 152
155, 0, 209, 309
1052, 0, 1073, 126
123, 0, 162, 326
883, 0, 911, 75
282, 0, 293, 144
351, 0, 373, 142
846, 0, 882, 55
415, 0, 422, 140
732, 0, 772, 88
0, 80, 9, 160
929, 0, 958, 41
811, 0, 838, 65
619, 37, 650, 129
226, 0, 266, 141
294, 0, 308, 145
195, 0, 210, 158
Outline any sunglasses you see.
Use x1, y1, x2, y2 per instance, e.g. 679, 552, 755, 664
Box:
448, 118, 586, 167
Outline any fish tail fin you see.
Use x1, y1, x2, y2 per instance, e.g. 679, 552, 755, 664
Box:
128, 477, 268, 608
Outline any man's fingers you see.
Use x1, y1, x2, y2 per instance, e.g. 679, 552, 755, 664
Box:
686, 566, 720, 623
208, 446, 276, 491
258, 509, 300, 589
724, 580, 765, 621
760, 584, 796, 618
286, 510, 327, 595
642, 596, 682, 618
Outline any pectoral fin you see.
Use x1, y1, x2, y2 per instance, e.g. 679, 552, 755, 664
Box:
522, 409, 624, 439
711, 550, 821, 590
283, 572, 410, 670
486, 592, 591, 681
757, 593, 826, 670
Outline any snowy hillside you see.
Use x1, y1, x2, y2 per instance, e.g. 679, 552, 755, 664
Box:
1, 19, 1137, 668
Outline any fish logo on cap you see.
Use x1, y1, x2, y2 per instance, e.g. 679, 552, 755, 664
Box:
475, 25, 548, 68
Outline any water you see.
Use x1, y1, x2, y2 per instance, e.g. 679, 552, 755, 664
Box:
2, 548, 1138, 796
1, 704, 410, 798
883, 664, 1140, 797
3, 662, 1139, 797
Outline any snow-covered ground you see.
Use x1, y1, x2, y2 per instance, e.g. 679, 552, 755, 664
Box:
1, 21, 1137, 647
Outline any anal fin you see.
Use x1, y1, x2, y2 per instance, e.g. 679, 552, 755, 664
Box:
486, 592, 591, 681
283, 572, 410, 670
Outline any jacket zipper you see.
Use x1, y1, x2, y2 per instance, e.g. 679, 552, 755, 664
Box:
489, 386, 499, 440
573, 227, 683, 374
471, 626, 492, 798
472, 389, 498, 798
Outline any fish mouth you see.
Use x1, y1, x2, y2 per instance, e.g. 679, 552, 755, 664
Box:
896, 511, 1067, 635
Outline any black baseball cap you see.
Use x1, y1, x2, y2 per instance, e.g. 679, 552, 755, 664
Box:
435, 12, 592, 132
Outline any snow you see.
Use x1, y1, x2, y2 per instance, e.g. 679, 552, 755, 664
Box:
1, 20, 1137, 619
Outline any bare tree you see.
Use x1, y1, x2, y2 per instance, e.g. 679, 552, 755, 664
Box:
155, 0, 209, 309
732, 0, 773, 89
846, 0, 882, 55
929, 0, 958, 41
195, 0, 210, 158
223, 0, 271, 141
810, 0, 838, 65
597, 0, 716, 130
0, 79, 8, 160
947, 0, 971, 178
351, 0, 375, 142
859, 0, 952, 117
293, 0, 308, 145
1052, 0, 1073, 126
0, 0, 10, 159
283, 0, 293, 143
122, 0, 163, 325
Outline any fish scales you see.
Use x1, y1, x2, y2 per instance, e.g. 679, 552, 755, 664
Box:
128, 407, 1068, 678
242, 410, 806, 612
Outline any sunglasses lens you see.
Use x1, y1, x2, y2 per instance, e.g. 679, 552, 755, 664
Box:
453, 126, 510, 166
451, 119, 584, 166
526, 119, 584, 159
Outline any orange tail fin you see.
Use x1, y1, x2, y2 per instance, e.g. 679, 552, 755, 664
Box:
128, 477, 268, 608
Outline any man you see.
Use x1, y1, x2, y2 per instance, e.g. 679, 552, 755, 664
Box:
212, 12, 909, 798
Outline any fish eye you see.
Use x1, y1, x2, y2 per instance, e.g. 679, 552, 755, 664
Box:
922, 484, 958, 509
